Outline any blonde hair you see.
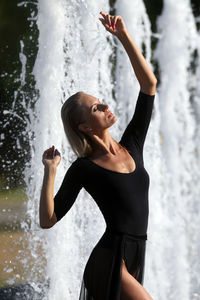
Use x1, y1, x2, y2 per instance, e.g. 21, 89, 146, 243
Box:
61, 92, 93, 157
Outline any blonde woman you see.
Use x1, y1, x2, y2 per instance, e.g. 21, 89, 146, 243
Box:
40, 11, 157, 300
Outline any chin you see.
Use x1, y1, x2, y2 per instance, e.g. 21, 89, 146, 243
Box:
108, 116, 117, 127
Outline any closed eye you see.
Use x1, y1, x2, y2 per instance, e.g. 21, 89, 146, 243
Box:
93, 105, 98, 112
92, 100, 102, 112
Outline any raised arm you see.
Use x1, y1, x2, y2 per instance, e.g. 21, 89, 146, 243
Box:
53, 160, 83, 222
120, 91, 155, 154
39, 146, 60, 229
40, 146, 83, 228
99, 11, 157, 95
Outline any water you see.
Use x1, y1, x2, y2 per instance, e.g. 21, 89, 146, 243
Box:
21, 0, 200, 299
151, 1, 200, 298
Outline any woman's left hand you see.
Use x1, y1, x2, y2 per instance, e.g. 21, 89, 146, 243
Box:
99, 11, 127, 37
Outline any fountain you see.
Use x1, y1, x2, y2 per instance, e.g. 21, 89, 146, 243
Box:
1, 0, 200, 299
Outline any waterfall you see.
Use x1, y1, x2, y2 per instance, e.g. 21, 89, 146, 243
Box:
23, 0, 200, 299
152, 1, 200, 298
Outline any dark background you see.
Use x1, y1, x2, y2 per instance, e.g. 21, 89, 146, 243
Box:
0, 0, 38, 189
0, 0, 199, 190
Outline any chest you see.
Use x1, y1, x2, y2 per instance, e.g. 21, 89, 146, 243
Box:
90, 149, 136, 174
81, 157, 150, 203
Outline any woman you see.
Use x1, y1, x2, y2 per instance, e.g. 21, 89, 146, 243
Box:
40, 11, 157, 300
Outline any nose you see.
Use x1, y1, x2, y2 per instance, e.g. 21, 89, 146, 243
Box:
103, 104, 109, 111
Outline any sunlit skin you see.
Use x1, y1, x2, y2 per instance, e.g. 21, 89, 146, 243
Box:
40, 10, 156, 300
76, 92, 137, 174
78, 93, 117, 134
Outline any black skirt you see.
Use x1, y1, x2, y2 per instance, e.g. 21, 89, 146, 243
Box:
79, 227, 147, 300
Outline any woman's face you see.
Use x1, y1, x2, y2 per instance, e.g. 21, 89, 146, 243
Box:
78, 93, 117, 134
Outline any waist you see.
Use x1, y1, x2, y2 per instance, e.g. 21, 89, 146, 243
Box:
105, 227, 147, 241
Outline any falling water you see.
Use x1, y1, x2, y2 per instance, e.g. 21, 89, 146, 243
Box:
151, 1, 200, 299
22, 0, 200, 299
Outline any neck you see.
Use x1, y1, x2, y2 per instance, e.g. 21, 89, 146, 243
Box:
89, 129, 120, 157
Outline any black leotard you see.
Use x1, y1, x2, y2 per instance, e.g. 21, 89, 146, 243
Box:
54, 90, 155, 300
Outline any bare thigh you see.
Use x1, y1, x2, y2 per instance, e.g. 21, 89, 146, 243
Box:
120, 259, 154, 300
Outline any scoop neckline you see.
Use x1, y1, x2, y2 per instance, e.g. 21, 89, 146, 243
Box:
82, 154, 137, 175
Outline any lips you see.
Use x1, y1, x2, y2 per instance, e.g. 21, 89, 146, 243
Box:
107, 111, 113, 118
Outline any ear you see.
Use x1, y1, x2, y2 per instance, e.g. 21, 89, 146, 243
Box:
78, 123, 92, 133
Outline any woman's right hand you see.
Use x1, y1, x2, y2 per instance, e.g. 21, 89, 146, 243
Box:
42, 146, 61, 168
99, 11, 127, 37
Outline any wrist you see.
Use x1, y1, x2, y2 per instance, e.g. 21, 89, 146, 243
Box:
44, 164, 57, 174
116, 29, 129, 41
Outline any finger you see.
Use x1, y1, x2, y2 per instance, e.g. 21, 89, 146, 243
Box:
113, 16, 119, 31
99, 18, 111, 31
46, 148, 52, 156
45, 149, 51, 156
43, 149, 50, 157
55, 149, 61, 156
45, 146, 53, 154
44, 146, 52, 153
111, 16, 115, 30
46, 151, 52, 158
48, 146, 53, 152
51, 145, 55, 156
54, 148, 57, 158
99, 11, 106, 19
106, 14, 111, 27
43, 152, 49, 160
44, 147, 53, 159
